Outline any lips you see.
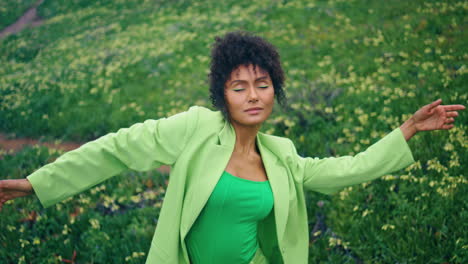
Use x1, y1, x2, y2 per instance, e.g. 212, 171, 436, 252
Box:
245, 107, 263, 115
245, 107, 263, 112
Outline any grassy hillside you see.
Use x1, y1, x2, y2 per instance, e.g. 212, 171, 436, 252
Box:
0, 0, 36, 29
1, 0, 467, 263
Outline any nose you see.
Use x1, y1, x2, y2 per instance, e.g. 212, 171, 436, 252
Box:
248, 86, 259, 102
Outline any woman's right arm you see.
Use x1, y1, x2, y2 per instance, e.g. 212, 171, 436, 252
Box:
0, 179, 34, 211
0, 106, 199, 209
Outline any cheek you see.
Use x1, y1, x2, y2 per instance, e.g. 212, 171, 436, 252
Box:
225, 92, 238, 106
265, 89, 275, 103
224, 92, 242, 111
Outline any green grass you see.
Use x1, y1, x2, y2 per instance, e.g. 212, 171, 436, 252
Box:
0, 145, 167, 263
1, 0, 467, 263
0, 0, 37, 29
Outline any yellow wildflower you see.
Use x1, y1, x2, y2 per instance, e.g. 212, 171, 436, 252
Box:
382, 224, 395, 230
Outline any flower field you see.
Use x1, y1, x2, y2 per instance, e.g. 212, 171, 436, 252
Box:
0, 0, 466, 263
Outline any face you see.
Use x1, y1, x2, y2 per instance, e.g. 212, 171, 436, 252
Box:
224, 64, 275, 128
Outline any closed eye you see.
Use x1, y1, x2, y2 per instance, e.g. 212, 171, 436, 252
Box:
259, 86, 269, 88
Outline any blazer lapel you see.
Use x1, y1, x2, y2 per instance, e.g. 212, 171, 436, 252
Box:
257, 133, 290, 244
180, 119, 234, 241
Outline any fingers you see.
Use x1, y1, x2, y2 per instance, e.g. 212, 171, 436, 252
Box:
0, 180, 33, 212
0, 190, 29, 212
0, 180, 13, 189
445, 117, 455, 124
443, 105, 466, 111
441, 116, 455, 130
427, 99, 442, 109
443, 106, 464, 128
441, 124, 454, 130
0, 179, 32, 193
446, 111, 459, 118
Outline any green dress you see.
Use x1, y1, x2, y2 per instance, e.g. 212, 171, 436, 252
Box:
185, 170, 274, 264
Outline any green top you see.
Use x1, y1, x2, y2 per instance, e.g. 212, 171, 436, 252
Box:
185, 170, 274, 264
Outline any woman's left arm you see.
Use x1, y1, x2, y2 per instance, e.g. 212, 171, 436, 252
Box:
399, 99, 465, 141
297, 99, 465, 195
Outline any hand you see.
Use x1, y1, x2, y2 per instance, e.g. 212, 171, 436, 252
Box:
412, 99, 465, 131
400, 99, 465, 141
0, 179, 34, 211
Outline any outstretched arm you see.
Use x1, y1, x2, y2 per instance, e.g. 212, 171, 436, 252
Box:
297, 127, 414, 195
297, 99, 465, 195
0, 106, 199, 209
400, 99, 465, 141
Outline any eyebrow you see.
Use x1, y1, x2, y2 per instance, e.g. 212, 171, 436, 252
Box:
229, 76, 269, 86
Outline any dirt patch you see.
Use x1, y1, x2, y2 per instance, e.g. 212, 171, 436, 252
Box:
0, 133, 171, 174
0, 0, 45, 39
0, 133, 82, 153
0, 1, 172, 176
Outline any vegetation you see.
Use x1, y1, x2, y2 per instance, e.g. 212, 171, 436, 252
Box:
0, 0, 36, 29
1, 0, 466, 263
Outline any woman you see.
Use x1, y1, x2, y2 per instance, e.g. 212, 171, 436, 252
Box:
0, 31, 465, 264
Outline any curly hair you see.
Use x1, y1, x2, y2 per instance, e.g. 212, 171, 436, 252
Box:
208, 31, 287, 120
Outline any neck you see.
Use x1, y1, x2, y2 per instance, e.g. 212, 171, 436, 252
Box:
230, 119, 261, 156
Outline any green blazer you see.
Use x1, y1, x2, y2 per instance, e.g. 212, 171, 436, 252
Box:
27, 106, 415, 263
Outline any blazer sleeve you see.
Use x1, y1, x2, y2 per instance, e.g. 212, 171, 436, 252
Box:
291, 127, 415, 195
26, 106, 199, 208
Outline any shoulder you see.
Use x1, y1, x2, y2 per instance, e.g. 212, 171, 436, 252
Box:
177, 105, 225, 134
186, 105, 223, 123
189, 105, 222, 120
258, 132, 292, 147
168, 105, 222, 124
258, 132, 297, 160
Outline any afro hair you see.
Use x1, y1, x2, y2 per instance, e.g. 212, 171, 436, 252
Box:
208, 31, 287, 120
